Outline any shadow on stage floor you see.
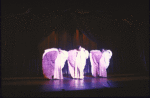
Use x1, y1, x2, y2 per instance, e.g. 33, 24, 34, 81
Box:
2, 73, 149, 97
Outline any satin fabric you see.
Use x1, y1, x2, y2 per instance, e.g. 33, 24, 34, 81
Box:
54, 50, 68, 79
90, 50, 102, 77
99, 50, 112, 77
68, 47, 89, 79
42, 48, 58, 79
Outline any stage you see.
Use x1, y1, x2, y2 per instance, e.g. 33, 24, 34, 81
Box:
2, 73, 149, 97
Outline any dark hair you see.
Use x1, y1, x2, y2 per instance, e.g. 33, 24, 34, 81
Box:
76, 45, 81, 50
58, 47, 62, 49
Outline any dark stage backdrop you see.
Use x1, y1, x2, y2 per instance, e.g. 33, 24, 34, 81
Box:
2, 0, 148, 78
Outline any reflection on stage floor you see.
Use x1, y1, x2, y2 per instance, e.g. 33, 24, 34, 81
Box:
2, 74, 149, 97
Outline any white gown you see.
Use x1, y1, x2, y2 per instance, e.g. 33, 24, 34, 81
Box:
90, 50, 102, 77
42, 48, 58, 79
99, 50, 112, 77
54, 50, 68, 79
68, 47, 89, 79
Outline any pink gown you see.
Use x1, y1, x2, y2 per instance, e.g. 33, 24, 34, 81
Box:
68, 48, 89, 79
42, 48, 58, 79
90, 50, 102, 77
99, 50, 112, 77
54, 50, 68, 79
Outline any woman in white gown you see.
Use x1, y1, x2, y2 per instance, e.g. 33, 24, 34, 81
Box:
90, 49, 112, 77
42, 48, 58, 79
54, 48, 68, 79
99, 49, 112, 77
42, 48, 68, 79
68, 46, 89, 79
90, 50, 102, 77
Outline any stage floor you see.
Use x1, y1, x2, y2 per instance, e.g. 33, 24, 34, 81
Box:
2, 73, 149, 97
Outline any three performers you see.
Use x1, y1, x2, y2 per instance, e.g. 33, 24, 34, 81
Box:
42, 46, 112, 79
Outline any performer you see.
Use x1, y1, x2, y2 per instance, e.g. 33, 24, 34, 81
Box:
54, 48, 68, 79
42, 48, 58, 79
42, 48, 68, 79
90, 50, 102, 77
99, 49, 112, 77
68, 46, 89, 79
